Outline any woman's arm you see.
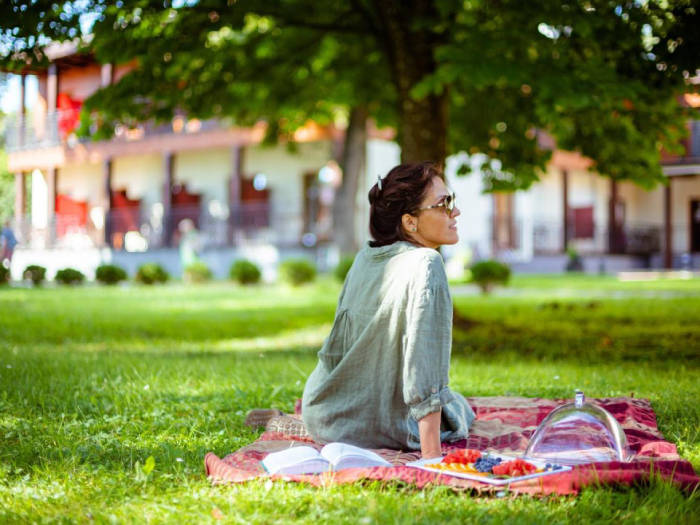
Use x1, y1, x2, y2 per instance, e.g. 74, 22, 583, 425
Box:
418, 409, 442, 458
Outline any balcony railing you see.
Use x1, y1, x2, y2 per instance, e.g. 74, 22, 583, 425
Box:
8, 207, 681, 259
10, 202, 309, 252
4, 111, 63, 152
491, 217, 666, 257
3, 111, 226, 153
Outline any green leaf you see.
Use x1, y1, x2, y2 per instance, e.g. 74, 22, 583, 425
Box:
142, 455, 155, 476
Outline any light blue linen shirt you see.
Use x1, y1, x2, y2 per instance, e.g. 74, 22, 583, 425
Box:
302, 241, 475, 450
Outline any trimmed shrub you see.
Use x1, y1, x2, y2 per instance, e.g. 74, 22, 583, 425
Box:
0, 264, 9, 285
95, 264, 128, 285
23, 265, 47, 286
279, 258, 316, 286
229, 259, 262, 285
135, 263, 169, 285
334, 254, 355, 282
55, 268, 85, 285
184, 261, 212, 283
469, 260, 511, 294
565, 247, 584, 272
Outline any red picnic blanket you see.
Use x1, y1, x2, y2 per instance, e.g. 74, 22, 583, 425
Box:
204, 396, 699, 495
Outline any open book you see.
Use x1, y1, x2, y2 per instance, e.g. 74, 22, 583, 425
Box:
261, 442, 392, 475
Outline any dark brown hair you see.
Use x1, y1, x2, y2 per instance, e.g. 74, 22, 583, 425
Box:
368, 162, 445, 247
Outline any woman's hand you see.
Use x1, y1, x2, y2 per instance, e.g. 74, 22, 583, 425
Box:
418, 409, 442, 459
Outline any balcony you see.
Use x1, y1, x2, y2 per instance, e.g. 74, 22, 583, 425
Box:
4, 111, 64, 152
661, 119, 700, 169
3, 110, 227, 154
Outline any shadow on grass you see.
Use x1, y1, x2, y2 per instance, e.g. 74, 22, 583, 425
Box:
0, 303, 335, 345
452, 297, 700, 365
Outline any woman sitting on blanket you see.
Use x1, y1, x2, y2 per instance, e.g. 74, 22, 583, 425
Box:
302, 162, 475, 459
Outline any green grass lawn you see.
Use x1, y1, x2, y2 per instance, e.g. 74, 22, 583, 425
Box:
1, 276, 699, 523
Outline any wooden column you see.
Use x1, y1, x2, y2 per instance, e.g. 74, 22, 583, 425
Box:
47, 64, 58, 143
163, 152, 174, 247
100, 64, 114, 248
46, 168, 57, 246
18, 74, 26, 148
103, 158, 113, 248
228, 145, 244, 245
562, 169, 570, 252
608, 179, 619, 254
19, 74, 26, 115
14, 172, 26, 229
663, 180, 673, 268
100, 63, 113, 87
47, 64, 58, 110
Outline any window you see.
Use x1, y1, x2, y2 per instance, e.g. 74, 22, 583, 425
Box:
572, 206, 594, 239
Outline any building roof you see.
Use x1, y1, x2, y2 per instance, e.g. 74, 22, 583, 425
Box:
2, 38, 94, 73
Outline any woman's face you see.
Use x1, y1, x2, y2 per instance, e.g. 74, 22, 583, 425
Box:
406, 177, 460, 249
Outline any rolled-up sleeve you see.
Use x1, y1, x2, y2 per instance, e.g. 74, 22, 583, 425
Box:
402, 254, 454, 422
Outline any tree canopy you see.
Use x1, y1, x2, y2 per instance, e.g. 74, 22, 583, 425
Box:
1, 0, 698, 191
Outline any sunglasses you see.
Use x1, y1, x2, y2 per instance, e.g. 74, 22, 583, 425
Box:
417, 192, 456, 215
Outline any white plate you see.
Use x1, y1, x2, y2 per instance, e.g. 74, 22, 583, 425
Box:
406, 453, 572, 486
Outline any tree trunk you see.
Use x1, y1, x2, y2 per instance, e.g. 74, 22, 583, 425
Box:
398, 88, 448, 165
333, 105, 368, 253
375, 0, 448, 165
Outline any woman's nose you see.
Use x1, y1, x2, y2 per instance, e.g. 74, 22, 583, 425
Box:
451, 206, 461, 218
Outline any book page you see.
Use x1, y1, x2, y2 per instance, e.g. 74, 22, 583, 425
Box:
320, 442, 392, 470
261, 446, 330, 475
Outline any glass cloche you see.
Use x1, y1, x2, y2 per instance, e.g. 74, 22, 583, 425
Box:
524, 391, 631, 465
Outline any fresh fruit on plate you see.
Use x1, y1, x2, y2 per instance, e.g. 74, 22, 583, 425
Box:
473, 455, 502, 472
441, 448, 482, 464
426, 462, 487, 475
492, 458, 538, 477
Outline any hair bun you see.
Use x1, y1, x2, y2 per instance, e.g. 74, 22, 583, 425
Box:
368, 183, 382, 205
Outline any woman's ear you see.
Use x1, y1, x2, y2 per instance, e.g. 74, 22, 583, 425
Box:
402, 213, 418, 233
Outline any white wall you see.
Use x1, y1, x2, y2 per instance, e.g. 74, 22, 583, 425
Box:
112, 154, 164, 211
616, 175, 700, 254
360, 139, 401, 247
174, 148, 230, 206
444, 152, 493, 260
568, 169, 609, 253
31, 169, 47, 231
245, 141, 333, 244
618, 182, 663, 227
529, 168, 563, 228
670, 175, 700, 253
58, 162, 103, 203
514, 190, 533, 260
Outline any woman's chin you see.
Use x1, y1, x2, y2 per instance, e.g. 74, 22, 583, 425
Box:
444, 233, 459, 245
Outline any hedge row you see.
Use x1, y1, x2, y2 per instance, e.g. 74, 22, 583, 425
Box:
2, 256, 511, 292
0, 258, 345, 287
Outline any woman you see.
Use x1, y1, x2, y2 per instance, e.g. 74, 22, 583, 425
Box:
302, 162, 475, 459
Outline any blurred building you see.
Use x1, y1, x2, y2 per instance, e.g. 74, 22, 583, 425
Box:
444, 89, 700, 273
3, 43, 699, 278
3, 42, 399, 279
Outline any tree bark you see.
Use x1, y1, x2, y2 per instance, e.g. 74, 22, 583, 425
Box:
333, 105, 368, 253
374, 0, 448, 165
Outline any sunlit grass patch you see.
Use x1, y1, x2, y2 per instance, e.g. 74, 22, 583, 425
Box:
0, 277, 698, 522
